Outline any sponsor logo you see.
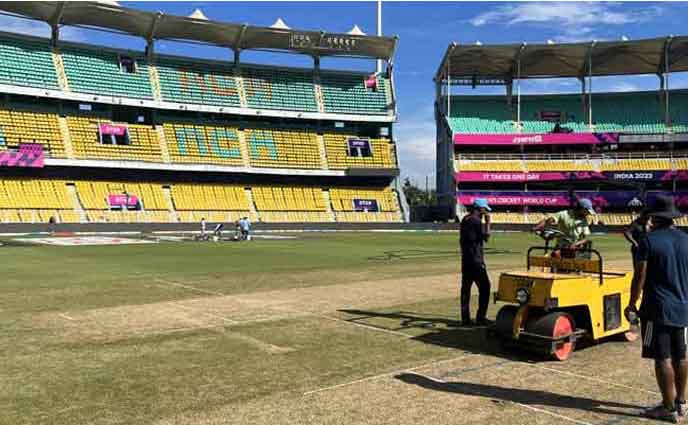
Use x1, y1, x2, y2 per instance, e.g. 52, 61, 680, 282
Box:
512, 135, 543, 144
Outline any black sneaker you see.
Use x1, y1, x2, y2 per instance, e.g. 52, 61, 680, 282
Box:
644, 404, 679, 423
676, 399, 686, 418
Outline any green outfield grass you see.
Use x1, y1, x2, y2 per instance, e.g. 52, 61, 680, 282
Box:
0, 231, 637, 424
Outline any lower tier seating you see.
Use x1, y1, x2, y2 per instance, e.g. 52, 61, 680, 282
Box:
0, 178, 402, 223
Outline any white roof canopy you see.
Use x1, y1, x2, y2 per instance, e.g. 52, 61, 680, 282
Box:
437, 36, 688, 80
0, 1, 397, 60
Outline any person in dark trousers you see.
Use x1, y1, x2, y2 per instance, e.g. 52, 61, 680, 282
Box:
625, 196, 688, 422
624, 209, 650, 269
459, 198, 492, 326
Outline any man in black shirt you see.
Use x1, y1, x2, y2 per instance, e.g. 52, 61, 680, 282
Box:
624, 210, 649, 268
459, 198, 492, 326
626, 196, 688, 422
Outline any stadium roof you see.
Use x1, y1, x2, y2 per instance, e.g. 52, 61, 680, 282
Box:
0, 1, 397, 60
436, 36, 688, 81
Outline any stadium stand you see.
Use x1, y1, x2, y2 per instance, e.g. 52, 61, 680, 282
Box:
0, 4, 403, 226
67, 115, 163, 163
170, 183, 253, 223
323, 134, 396, 169
252, 186, 331, 222
156, 56, 242, 107
320, 72, 391, 115
162, 121, 244, 166
244, 128, 321, 169
0, 32, 59, 90
242, 65, 318, 112
0, 178, 77, 223
437, 38, 688, 225
330, 187, 401, 222
0, 107, 65, 157
447, 91, 688, 135
60, 44, 153, 99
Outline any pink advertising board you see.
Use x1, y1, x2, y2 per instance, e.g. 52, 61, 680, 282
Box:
0, 143, 44, 168
457, 194, 570, 206
453, 132, 620, 145
455, 171, 569, 182
99, 123, 128, 136
108, 194, 139, 207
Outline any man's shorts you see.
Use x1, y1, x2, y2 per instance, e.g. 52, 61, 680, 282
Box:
641, 320, 688, 361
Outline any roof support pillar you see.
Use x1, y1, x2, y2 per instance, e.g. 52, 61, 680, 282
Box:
516, 55, 521, 132
51, 25, 60, 48
233, 49, 241, 67
446, 55, 451, 117
662, 36, 673, 130
313, 55, 320, 71
145, 12, 162, 63
579, 76, 587, 127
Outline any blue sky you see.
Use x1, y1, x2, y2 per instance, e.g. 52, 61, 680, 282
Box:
2, 1, 688, 187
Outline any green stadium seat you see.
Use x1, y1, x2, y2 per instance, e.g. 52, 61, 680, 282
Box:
0, 34, 59, 90
320, 72, 391, 115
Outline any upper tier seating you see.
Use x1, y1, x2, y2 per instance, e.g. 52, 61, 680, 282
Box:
68, 116, 162, 162
244, 128, 321, 169
242, 66, 318, 112
324, 133, 396, 169
320, 72, 390, 115
60, 44, 153, 99
0, 108, 65, 157
0, 34, 59, 90
162, 121, 244, 166
456, 159, 524, 172
448, 91, 688, 134
156, 56, 241, 107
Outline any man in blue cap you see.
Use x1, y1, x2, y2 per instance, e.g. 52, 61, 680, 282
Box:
533, 197, 596, 250
459, 198, 492, 326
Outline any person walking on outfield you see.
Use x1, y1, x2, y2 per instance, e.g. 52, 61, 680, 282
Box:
625, 196, 688, 422
624, 209, 650, 268
459, 198, 492, 326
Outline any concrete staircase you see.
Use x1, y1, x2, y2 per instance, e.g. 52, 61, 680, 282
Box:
237, 129, 251, 168
148, 65, 162, 102
235, 70, 248, 108
316, 134, 328, 170
313, 71, 325, 114
154, 125, 171, 163
65, 183, 87, 223
161, 186, 179, 222
244, 187, 259, 221
51, 50, 70, 92
321, 189, 336, 222
58, 116, 75, 159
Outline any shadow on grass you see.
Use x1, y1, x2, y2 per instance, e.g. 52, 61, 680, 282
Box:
396, 372, 644, 419
338, 309, 598, 362
367, 248, 516, 261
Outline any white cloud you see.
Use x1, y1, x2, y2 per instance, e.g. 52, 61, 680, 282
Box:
0, 14, 87, 42
470, 2, 663, 42
394, 106, 437, 188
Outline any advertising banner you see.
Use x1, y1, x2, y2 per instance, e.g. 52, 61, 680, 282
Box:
99, 123, 128, 136
352, 199, 379, 212
108, 194, 139, 208
453, 132, 620, 146
457, 191, 688, 209
455, 170, 687, 182
0, 143, 45, 168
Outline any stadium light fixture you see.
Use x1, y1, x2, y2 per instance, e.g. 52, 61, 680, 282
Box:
270, 18, 290, 30
621, 36, 629, 41
547, 39, 555, 45
475, 40, 482, 46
